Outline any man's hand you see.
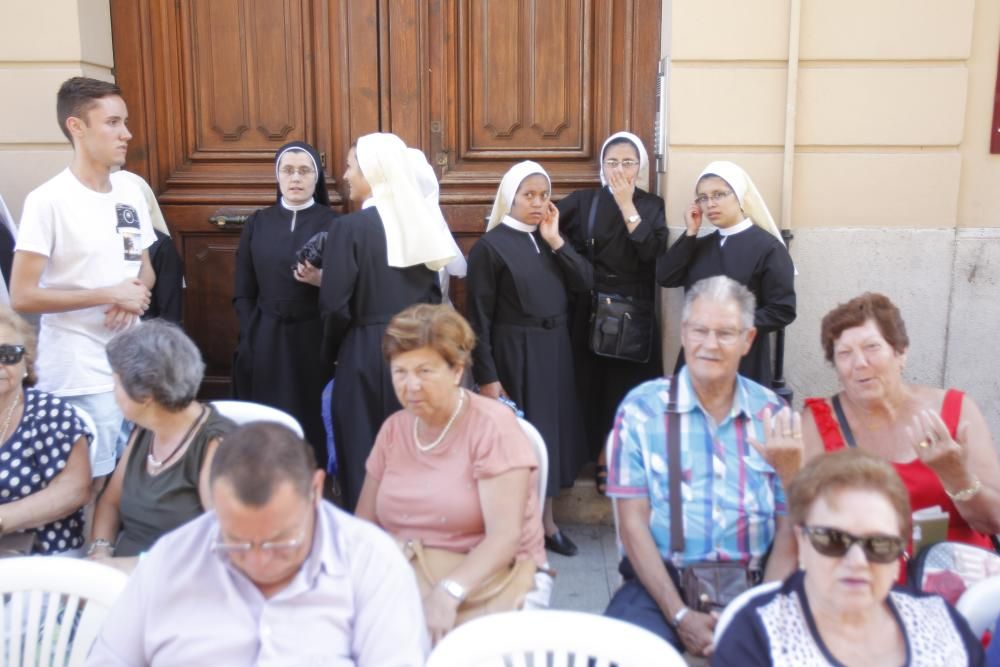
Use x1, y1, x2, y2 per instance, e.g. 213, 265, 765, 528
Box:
108, 278, 151, 314
103, 306, 138, 332
677, 609, 718, 657
749, 406, 804, 487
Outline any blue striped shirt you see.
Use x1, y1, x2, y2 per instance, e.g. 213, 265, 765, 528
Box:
606, 368, 787, 568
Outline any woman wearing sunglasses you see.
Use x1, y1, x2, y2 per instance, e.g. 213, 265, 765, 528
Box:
657, 161, 795, 388
0, 306, 91, 555
713, 449, 984, 666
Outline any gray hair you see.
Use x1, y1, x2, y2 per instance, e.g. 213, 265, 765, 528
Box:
106, 320, 205, 412
681, 276, 756, 331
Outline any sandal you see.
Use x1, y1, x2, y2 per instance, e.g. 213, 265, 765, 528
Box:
595, 463, 608, 496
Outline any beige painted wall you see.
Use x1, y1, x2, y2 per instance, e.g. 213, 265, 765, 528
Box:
661, 0, 1000, 438
0, 0, 113, 222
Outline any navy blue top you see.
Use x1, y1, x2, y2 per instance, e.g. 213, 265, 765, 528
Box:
712, 570, 984, 666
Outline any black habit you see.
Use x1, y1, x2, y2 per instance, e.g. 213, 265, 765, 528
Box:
558, 187, 668, 459
320, 207, 442, 510
232, 202, 337, 463
656, 224, 796, 386
143, 229, 184, 323
467, 222, 592, 496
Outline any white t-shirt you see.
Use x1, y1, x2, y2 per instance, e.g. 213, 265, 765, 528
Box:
16, 168, 156, 396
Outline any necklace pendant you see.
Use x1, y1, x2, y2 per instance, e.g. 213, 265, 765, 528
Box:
146, 454, 164, 468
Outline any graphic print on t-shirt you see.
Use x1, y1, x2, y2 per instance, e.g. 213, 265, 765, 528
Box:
116, 203, 142, 262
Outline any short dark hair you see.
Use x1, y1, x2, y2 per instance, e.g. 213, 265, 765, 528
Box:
819, 293, 909, 364
209, 423, 316, 506
56, 77, 122, 143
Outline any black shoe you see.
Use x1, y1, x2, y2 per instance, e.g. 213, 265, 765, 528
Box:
544, 530, 578, 557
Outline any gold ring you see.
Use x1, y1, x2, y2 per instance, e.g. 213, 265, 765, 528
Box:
918, 439, 931, 449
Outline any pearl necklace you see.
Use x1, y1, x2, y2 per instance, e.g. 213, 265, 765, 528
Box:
0, 391, 20, 443
412, 389, 465, 453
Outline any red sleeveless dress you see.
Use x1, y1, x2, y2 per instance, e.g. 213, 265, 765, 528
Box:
803, 390, 993, 551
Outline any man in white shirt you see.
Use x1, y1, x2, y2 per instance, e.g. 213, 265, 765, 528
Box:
87, 423, 429, 666
10, 77, 155, 482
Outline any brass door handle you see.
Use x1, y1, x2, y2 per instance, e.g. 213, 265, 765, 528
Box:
208, 214, 248, 228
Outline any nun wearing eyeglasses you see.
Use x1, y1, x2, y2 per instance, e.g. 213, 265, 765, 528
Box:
657, 161, 795, 387
556, 132, 668, 490
232, 141, 338, 464
467, 161, 591, 556
713, 449, 984, 667
320, 133, 451, 510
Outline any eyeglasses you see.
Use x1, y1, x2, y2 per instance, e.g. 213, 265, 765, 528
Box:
695, 191, 733, 207
683, 324, 745, 346
212, 509, 311, 558
800, 525, 906, 564
603, 159, 639, 169
279, 166, 316, 177
0, 345, 26, 365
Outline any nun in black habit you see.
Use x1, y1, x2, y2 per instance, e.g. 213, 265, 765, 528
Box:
557, 131, 668, 470
320, 133, 454, 510
467, 161, 592, 556
656, 160, 795, 386
232, 140, 338, 463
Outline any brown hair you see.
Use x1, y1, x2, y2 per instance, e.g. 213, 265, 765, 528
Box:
819, 292, 909, 364
788, 449, 911, 538
0, 306, 38, 387
382, 303, 475, 368
56, 77, 122, 143
210, 423, 316, 506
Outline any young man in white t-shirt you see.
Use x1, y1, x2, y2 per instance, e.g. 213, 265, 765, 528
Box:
10, 77, 156, 484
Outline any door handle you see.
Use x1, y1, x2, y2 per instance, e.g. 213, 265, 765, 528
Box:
208, 214, 248, 228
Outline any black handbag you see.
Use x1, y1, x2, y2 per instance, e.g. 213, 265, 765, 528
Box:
295, 231, 327, 268
589, 291, 654, 363
584, 192, 654, 363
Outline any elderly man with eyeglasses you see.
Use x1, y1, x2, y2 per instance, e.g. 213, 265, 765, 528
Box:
86, 423, 428, 666
603, 276, 801, 658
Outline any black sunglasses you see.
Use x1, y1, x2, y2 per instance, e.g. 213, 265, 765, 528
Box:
800, 525, 906, 564
0, 344, 25, 366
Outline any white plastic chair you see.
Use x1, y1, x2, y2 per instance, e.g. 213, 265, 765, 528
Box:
516, 418, 548, 503
713, 580, 782, 644
955, 574, 1000, 638
0, 556, 129, 666
211, 400, 304, 438
426, 609, 685, 667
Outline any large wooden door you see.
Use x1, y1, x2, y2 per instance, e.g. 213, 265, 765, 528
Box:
110, 0, 660, 396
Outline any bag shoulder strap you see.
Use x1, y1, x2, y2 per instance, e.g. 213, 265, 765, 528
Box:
830, 394, 857, 448
585, 191, 601, 263
665, 375, 684, 555
941, 389, 964, 439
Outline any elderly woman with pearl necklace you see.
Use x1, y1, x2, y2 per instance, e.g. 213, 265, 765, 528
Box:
356, 304, 550, 645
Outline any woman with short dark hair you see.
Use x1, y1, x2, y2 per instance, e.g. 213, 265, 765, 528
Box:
714, 449, 984, 666
88, 320, 235, 566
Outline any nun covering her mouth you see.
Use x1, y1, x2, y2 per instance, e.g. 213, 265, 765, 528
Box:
656, 159, 796, 387
318, 132, 444, 510
467, 160, 592, 557
555, 131, 668, 480
232, 140, 339, 463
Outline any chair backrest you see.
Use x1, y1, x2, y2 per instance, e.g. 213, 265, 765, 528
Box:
210, 400, 305, 438
0, 556, 129, 667
956, 574, 1000, 638
713, 580, 783, 644
70, 405, 99, 471
516, 418, 547, 503
426, 609, 685, 667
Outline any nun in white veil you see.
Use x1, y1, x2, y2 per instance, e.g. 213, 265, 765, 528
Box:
555, 132, 668, 488
319, 132, 450, 510
466, 161, 591, 556
656, 160, 796, 386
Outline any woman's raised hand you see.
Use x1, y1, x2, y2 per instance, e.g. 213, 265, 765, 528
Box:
538, 201, 564, 250
684, 201, 703, 237
608, 169, 636, 210
748, 406, 804, 487
293, 260, 322, 286
907, 409, 974, 491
